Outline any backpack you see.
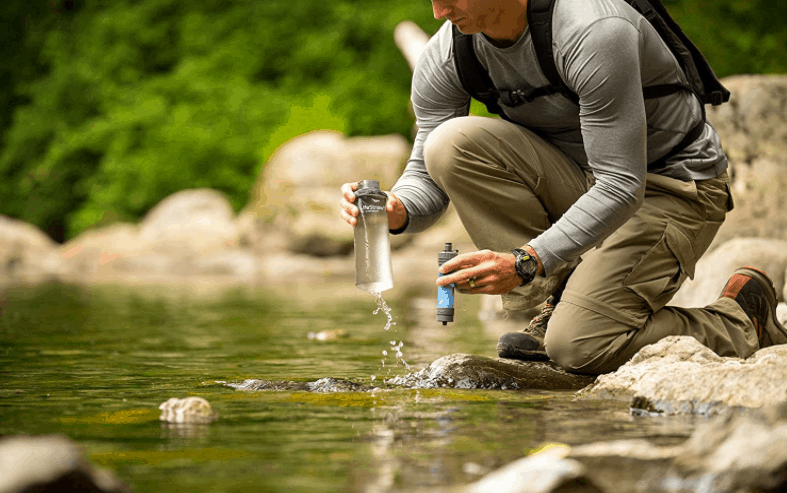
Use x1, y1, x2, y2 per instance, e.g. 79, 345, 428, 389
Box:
451, 0, 731, 169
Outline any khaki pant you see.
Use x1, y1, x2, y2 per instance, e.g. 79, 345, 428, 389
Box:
424, 116, 755, 374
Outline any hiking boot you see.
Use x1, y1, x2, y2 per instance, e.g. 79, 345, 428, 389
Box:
496, 300, 554, 361
719, 267, 787, 348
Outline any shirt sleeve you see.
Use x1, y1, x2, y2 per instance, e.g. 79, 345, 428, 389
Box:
529, 16, 648, 274
390, 25, 470, 234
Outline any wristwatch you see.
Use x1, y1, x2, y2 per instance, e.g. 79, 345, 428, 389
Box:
510, 248, 538, 286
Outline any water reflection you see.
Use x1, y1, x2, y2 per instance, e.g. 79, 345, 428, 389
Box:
1, 282, 701, 493
160, 422, 211, 441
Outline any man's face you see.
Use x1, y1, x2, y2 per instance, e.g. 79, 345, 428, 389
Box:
431, 0, 491, 34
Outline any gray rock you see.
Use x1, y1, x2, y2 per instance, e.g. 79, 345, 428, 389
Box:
386, 354, 595, 390
640, 405, 787, 493
0, 215, 63, 284
474, 406, 787, 493
465, 445, 603, 493
706, 75, 787, 247
671, 237, 787, 308
568, 440, 681, 493
0, 434, 132, 493
223, 355, 593, 393
60, 189, 258, 282
579, 335, 787, 415
239, 130, 412, 256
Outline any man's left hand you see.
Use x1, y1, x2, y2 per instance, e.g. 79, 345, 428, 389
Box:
436, 249, 536, 295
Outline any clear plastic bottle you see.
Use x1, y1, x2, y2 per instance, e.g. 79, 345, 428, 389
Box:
354, 180, 394, 293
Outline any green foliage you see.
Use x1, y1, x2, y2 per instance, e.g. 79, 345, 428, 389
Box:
0, 0, 441, 241
0, 0, 784, 241
664, 0, 787, 77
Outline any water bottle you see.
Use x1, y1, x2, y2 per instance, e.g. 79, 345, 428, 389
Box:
437, 243, 458, 325
354, 180, 394, 293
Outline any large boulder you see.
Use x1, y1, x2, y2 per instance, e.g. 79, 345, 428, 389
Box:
0, 434, 132, 493
706, 74, 787, 246
60, 189, 256, 281
0, 215, 63, 284
239, 130, 411, 257
579, 335, 787, 415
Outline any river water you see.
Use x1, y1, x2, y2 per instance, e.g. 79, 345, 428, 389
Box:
0, 282, 701, 492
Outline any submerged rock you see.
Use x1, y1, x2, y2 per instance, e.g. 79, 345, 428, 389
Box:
226, 377, 372, 393
0, 434, 132, 493
224, 354, 593, 393
159, 397, 218, 424
579, 336, 787, 415
386, 354, 595, 390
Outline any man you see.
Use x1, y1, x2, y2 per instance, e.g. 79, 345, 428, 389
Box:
339, 0, 787, 374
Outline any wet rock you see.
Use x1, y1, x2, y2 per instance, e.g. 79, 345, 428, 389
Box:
225, 377, 372, 393
465, 444, 603, 493
386, 354, 595, 390
239, 130, 412, 257
223, 355, 593, 393
159, 397, 218, 424
567, 440, 681, 493
0, 434, 132, 493
671, 237, 787, 308
0, 215, 63, 284
580, 336, 787, 415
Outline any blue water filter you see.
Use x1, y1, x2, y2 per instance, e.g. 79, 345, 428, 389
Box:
437, 243, 458, 325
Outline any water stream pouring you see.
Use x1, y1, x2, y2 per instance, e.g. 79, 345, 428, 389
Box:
437, 243, 458, 325
354, 180, 394, 293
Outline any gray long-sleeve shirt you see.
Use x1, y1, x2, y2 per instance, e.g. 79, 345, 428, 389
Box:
390, 0, 727, 274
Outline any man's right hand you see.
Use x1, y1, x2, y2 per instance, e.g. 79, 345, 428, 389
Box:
339, 182, 408, 230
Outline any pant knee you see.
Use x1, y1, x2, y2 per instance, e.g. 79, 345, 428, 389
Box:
544, 325, 593, 374
544, 305, 614, 375
424, 116, 490, 188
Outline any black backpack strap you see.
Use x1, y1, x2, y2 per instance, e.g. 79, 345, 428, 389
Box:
526, 0, 579, 104
451, 25, 506, 116
628, 0, 729, 106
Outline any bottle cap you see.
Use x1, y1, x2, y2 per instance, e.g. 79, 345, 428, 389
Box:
355, 180, 386, 198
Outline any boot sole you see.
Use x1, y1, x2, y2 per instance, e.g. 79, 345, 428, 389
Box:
736, 267, 787, 344
497, 342, 550, 362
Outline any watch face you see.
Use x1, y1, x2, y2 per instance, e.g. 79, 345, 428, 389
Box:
523, 255, 538, 276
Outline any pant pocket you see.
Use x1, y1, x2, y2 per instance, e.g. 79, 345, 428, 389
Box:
624, 221, 694, 313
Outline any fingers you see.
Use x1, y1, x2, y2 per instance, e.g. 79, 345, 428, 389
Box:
438, 250, 494, 276
339, 182, 359, 226
435, 250, 521, 295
